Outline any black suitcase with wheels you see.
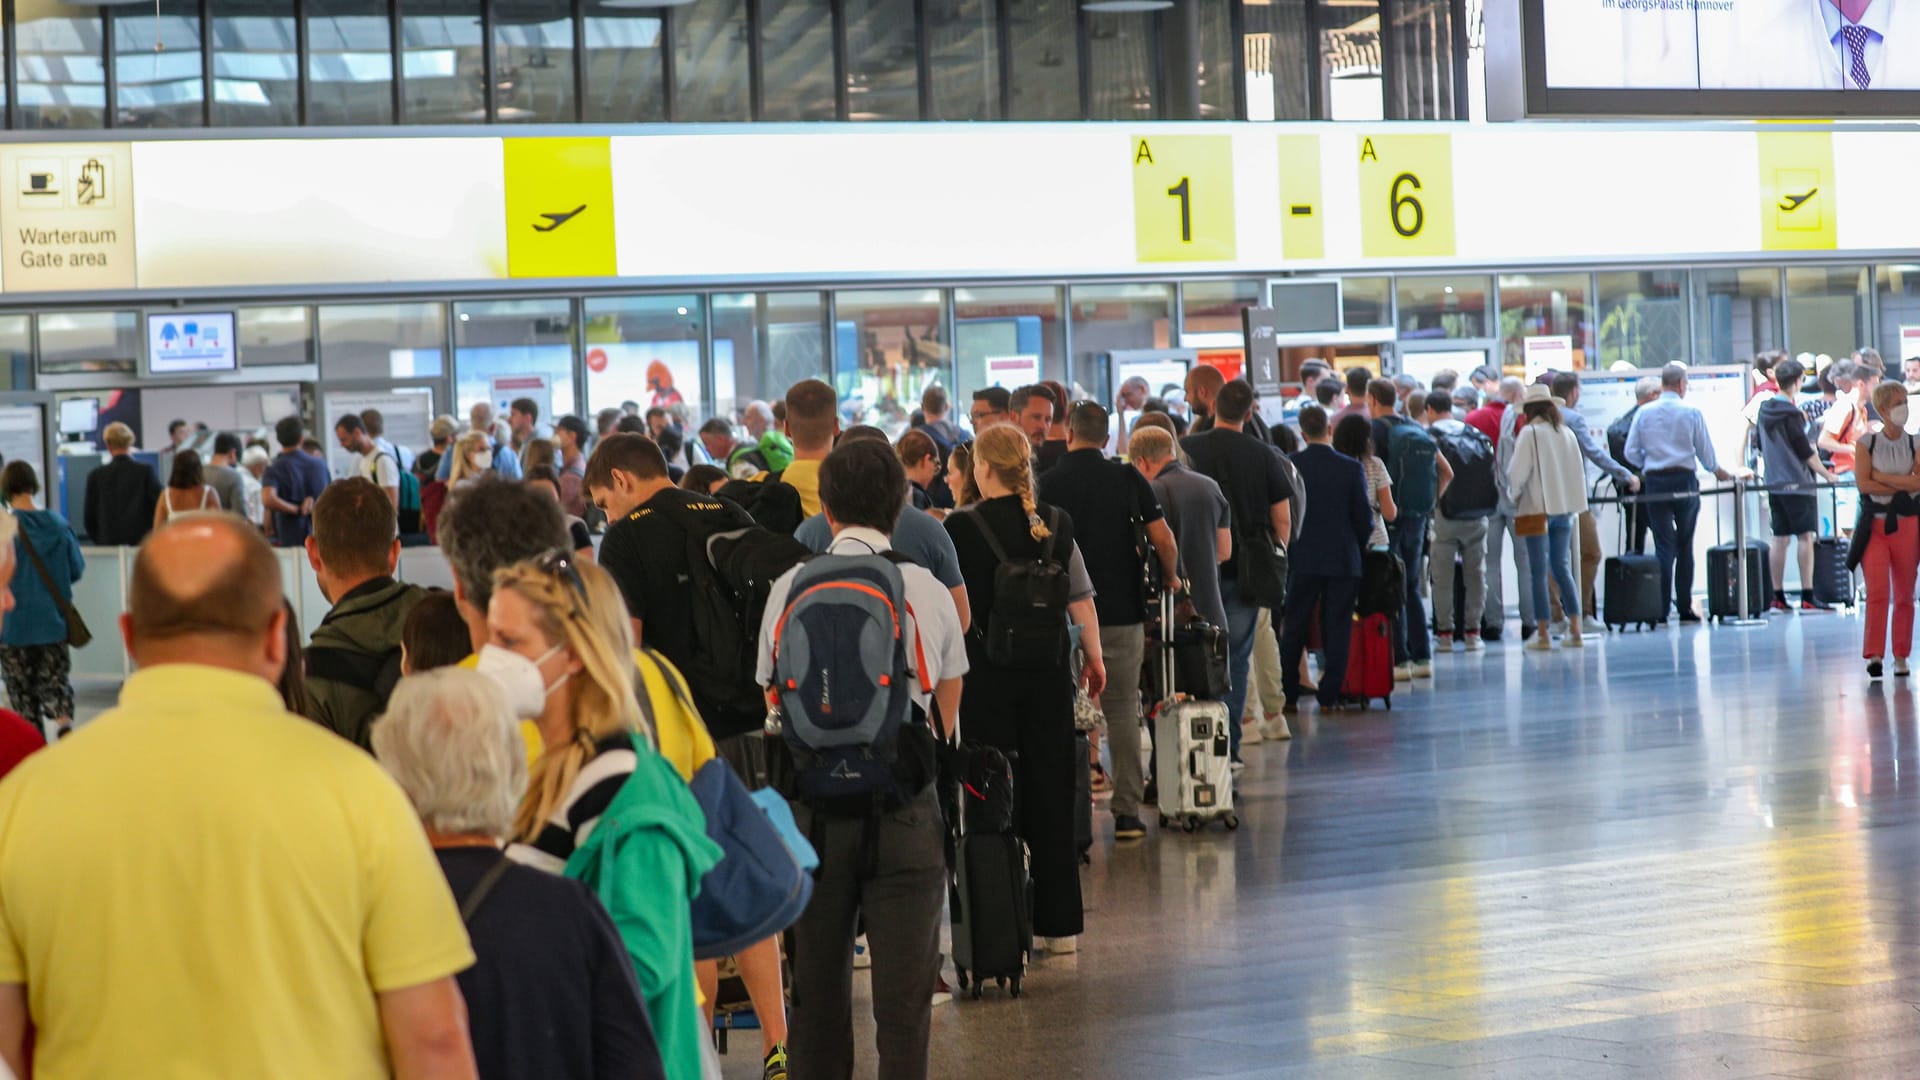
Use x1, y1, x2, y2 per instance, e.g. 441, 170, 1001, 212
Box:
1072, 731, 1092, 864
1603, 553, 1664, 631
1707, 541, 1771, 620
951, 831, 1031, 1000
1813, 537, 1853, 607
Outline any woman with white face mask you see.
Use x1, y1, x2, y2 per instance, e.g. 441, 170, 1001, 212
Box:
1853, 382, 1920, 680
478, 552, 721, 1080
447, 431, 495, 490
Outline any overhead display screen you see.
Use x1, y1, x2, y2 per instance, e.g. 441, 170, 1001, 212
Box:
146, 312, 236, 374
1523, 0, 1920, 115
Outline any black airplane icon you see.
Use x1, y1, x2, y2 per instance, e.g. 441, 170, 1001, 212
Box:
533, 205, 587, 232
1779, 189, 1817, 212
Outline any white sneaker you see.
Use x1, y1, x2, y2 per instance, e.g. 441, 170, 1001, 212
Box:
1394, 665, 1414, 683
1241, 723, 1265, 746
1265, 717, 1293, 741
1526, 638, 1554, 652
1581, 616, 1607, 635
1044, 936, 1077, 955
1550, 619, 1570, 638
1898, 657, 1912, 677
1463, 634, 1485, 652
1412, 660, 1433, 679
1434, 633, 1454, 652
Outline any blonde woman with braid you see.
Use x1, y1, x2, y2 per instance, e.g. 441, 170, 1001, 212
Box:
483, 551, 721, 1080
944, 424, 1104, 955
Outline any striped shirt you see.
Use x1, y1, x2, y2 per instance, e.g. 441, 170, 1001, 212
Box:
515, 734, 638, 873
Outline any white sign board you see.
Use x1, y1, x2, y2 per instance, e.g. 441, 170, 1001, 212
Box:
1524, 336, 1574, 381
0, 406, 46, 508
490, 374, 551, 424
1398, 349, 1484, 389
1902, 326, 1920, 362
985, 355, 1040, 389
322, 389, 433, 482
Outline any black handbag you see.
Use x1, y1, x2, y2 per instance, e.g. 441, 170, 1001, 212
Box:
1356, 549, 1407, 619
19, 529, 89, 649
1235, 523, 1289, 609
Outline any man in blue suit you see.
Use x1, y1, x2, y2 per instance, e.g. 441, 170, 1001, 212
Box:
1281, 404, 1373, 713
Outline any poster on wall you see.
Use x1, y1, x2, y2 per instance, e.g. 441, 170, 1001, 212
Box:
490, 374, 553, 425
1902, 326, 1920, 362
584, 342, 702, 417
1524, 335, 1575, 380
985, 355, 1039, 388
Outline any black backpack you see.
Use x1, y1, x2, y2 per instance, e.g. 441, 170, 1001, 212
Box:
1435, 425, 1498, 519
717, 471, 805, 536
656, 502, 811, 738
963, 508, 1071, 670
1607, 404, 1640, 474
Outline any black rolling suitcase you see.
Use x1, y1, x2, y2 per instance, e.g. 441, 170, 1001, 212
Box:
948, 743, 1030, 1000
1707, 541, 1771, 621
1603, 481, 1665, 630
1813, 537, 1853, 608
1072, 730, 1092, 865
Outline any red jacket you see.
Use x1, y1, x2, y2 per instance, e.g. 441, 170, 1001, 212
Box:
1465, 401, 1507, 447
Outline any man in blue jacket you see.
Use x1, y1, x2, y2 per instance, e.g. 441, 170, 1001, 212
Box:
1280, 404, 1373, 713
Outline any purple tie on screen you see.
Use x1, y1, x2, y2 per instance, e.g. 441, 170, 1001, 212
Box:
1843, 24, 1872, 89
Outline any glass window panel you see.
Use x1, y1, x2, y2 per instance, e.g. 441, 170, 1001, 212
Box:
844, 0, 918, 119
1498, 272, 1591, 370
1069, 283, 1172, 407
1596, 269, 1690, 370
318, 302, 445, 380
1198, 0, 1233, 118
1321, 0, 1382, 121
712, 292, 825, 422
17, 0, 103, 129
453, 299, 575, 418
1341, 276, 1392, 327
401, 0, 484, 124
211, 0, 297, 127
1397, 275, 1488, 340
1006, 0, 1078, 119
1241, 0, 1309, 120
582, 4, 664, 122
583, 296, 706, 422
0, 318, 27, 391
1087, 11, 1154, 120
114, 8, 204, 128
1180, 280, 1262, 378
955, 286, 1065, 408
759, 0, 832, 120
927, 0, 998, 120
1693, 268, 1782, 367
1385, 0, 1455, 119
1786, 266, 1870, 364
238, 306, 312, 367
38, 311, 138, 376
674, 0, 749, 121
494, 0, 575, 122
1876, 266, 1920, 375
307, 0, 393, 124
834, 289, 947, 437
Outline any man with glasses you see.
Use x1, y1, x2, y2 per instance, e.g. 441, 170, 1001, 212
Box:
969, 387, 1011, 433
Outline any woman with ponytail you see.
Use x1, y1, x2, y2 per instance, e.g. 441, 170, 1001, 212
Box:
483, 551, 721, 1080
945, 424, 1104, 955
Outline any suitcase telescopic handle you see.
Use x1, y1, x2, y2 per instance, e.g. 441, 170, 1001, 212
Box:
1160, 588, 1176, 703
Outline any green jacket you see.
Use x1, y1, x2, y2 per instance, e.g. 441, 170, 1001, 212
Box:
303, 578, 424, 749
565, 737, 722, 1080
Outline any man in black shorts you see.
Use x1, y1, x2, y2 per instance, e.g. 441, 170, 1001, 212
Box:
1757, 357, 1835, 612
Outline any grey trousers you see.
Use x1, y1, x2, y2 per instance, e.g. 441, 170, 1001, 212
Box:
789, 787, 946, 1080
1431, 513, 1489, 636
1484, 508, 1538, 630
1099, 623, 1147, 819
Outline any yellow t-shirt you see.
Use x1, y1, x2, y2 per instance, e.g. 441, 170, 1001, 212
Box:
0, 664, 474, 1079
783, 458, 823, 518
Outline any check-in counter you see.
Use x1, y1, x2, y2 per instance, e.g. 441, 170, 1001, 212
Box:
68, 544, 456, 684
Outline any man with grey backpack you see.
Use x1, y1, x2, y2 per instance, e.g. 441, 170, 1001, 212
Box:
757, 439, 967, 1080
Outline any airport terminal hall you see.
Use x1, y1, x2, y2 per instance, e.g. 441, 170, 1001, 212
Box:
4, 0, 1920, 1078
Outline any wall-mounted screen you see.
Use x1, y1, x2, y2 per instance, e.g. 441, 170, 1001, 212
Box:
58, 397, 98, 435
1520, 0, 1920, 117
146, 312, 237, 375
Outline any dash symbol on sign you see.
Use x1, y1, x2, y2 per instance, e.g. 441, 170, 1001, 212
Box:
1289, 204, 1314, 217
1779, 188, 1817, 212
533, 205, 587, 232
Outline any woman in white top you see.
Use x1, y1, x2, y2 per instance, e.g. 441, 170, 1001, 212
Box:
1507, 384, 1590, 650
447, 430, 495, 489
152, 449, 218, 529
1853, 381, 1920, 680
1333, 414, 1394, 550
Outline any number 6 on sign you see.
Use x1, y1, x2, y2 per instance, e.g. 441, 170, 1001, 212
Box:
1132, 136, 1235, 263
1358, 134, 1455, 259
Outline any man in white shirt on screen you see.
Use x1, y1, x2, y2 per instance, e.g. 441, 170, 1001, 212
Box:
1701, 0, 1920, 89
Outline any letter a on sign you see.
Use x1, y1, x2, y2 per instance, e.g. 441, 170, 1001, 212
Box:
1134, 139, 1154, 165
1360, 138, 1378, 163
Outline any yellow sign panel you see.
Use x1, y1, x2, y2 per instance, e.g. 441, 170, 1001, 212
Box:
1758, 132, 1837, 251
0, 143, 136, 292
504, 137, 617, 278
1357, 134, 1455, 259
1277, 134, 1324, 261
1131, 135, 1235, 263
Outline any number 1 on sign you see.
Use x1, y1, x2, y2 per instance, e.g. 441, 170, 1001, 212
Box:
1167, 177, 1192, 243
1131, 135, 1234, 262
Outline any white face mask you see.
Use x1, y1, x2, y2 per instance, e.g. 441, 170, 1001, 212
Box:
475, 643, 569, 718
472, 449, 494, 471
1891, 404, 1911, 429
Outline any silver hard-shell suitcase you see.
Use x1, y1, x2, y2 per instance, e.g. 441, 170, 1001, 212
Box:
1151, 591, 1238, 833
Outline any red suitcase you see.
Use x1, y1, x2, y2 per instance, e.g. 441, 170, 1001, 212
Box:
1342, 614, 1394, 710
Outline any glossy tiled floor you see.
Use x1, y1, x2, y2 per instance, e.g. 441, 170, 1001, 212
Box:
725, 611, 1920, 1078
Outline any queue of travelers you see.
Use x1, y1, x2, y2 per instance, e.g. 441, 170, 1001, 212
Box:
4, 344, 1911, 1080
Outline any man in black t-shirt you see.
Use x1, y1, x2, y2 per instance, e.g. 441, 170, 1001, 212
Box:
1039, 402, 1179, 841
1180, 381, 1294, 765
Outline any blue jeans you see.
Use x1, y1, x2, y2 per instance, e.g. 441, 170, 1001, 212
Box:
1389, 514, 1431, 663
1524, 514, 1580, 625
1641, 469, 1700, 617
1220, 578, 1261, 761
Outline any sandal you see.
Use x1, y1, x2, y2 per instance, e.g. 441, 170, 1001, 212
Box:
1089, 763, 1112, 794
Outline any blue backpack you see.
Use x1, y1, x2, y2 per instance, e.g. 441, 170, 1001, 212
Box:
1385, 418, 1440, 517
770, 552, 925, 811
